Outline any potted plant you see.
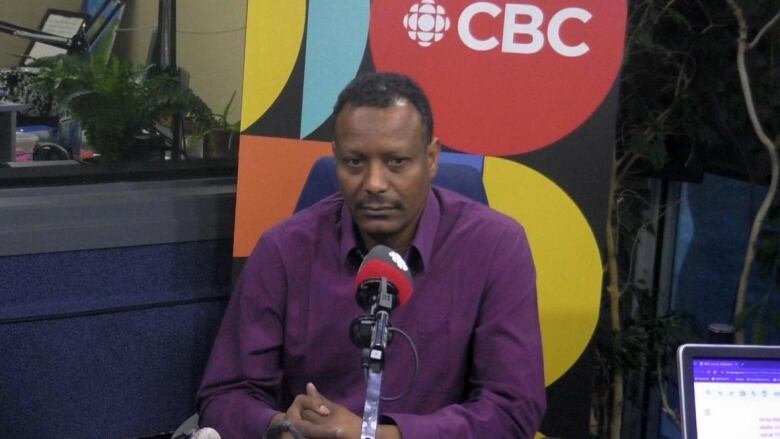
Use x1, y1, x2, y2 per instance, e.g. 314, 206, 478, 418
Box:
36, 54, 212, 161
204, 90, 240, 159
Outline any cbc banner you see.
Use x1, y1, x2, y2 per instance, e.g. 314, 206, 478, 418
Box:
234, 1, 626, 437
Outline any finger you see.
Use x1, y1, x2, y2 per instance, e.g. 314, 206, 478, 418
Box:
307, 382, 328, 404
307, 382, 333, 413
301, 408, 324, 423
291, 393, 330, 417
307, 382, 320, 397
291, 419, 343, 439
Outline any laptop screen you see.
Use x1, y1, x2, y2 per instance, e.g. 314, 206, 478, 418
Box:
693, 357, 780, 438
678, 344, 780, 439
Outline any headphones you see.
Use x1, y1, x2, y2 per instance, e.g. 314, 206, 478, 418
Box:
32, 142, 73, 161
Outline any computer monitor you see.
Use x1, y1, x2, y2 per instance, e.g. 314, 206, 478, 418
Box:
677, 344, 780, 439
81, 0, 126, 62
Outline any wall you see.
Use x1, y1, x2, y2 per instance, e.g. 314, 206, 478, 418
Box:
113, 0, 246, 125
0, 0, 247, 124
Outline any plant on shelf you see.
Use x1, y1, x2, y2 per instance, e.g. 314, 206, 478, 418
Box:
204, 90, 240, 159
35, 54, 212, 161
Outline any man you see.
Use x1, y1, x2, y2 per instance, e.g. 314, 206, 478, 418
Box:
197, 72, 545, 438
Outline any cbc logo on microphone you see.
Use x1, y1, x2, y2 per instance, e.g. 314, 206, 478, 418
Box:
402, 0, 592, 57
389, 251, 409, 272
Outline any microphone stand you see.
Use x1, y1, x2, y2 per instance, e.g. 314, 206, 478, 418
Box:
157, 0, 184, 160
360, 278, 394, 439
0, 21, 87, 55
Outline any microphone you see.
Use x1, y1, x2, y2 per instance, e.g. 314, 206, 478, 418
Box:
354, 245, 413, 313
350, 245, 413, 354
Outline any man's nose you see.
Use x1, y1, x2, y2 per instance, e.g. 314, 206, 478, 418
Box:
364, 162, 389, 193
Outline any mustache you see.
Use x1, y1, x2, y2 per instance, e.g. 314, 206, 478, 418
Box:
355, 196, 403, 209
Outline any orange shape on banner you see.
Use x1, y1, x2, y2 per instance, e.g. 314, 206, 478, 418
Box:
233, 136, 332, 257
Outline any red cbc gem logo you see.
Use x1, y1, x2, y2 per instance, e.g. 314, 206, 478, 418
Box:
370, 0, 627, 156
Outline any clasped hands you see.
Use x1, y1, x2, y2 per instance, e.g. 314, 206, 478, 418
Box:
270, 383, 399, 439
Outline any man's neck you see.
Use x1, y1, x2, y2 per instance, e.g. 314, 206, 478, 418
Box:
358, 231, 410, 256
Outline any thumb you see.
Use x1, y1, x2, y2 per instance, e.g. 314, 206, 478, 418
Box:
306, 382, 330, 415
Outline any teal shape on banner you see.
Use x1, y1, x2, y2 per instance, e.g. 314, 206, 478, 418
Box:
300, 1, 369, 138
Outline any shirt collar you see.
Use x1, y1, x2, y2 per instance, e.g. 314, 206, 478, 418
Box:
339, 188, 440, 272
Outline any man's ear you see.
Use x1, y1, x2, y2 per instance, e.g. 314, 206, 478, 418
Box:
427, 137, 441, 178
331, 141, 337, 157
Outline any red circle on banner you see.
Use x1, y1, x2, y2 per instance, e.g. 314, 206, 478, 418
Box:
370, 0, 627, 156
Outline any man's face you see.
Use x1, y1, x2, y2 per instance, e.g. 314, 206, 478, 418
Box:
333, 100, 439, 253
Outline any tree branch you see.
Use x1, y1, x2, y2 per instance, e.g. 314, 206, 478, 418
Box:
749, 9, 780, 49
606, 155, 624, 439
656, 353, 681, 427
724, 0, 780, 344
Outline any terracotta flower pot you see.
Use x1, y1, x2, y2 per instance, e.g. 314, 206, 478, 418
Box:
206, 128, 237, 158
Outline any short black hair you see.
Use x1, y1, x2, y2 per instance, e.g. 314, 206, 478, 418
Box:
333, 72, 434, 145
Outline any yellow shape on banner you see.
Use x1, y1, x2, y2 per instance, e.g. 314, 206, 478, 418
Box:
241, 0, 306, 130
483, 157, 601, 386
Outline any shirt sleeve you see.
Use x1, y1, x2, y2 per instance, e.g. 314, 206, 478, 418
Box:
383, 225, 546, 438
196, 233, 286, 439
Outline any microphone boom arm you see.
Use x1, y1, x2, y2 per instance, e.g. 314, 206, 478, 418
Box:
0, 19, 87, 54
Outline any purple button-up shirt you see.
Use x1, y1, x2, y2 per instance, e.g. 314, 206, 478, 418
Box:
197, 187, 545, 438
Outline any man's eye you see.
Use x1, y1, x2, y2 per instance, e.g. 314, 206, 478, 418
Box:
388, 158, 408, 167
344, 158, 362, 167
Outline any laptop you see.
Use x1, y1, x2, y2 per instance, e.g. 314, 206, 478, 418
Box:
677, 343, 780, 439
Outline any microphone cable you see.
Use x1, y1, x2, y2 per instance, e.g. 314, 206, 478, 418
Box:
362, 326, 420, 402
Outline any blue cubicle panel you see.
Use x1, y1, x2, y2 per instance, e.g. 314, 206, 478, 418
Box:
0, 240, 232, 439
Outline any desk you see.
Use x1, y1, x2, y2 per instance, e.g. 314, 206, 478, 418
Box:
0, 101, 29, 162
